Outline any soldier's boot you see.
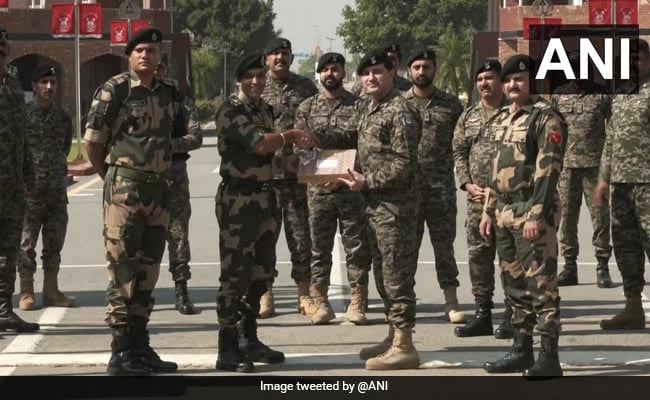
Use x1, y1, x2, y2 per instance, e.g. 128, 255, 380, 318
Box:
600, 297, 646, 330
19, 272, 36, 311
130, 316, 178, 373
494, 299, 515, 340
443, 287, 467, 324
483, 331, 535, 373
454, 301, 493, 337
297, 281, 317, 317
558, 259, 578, 286
216, 327, 255, 372
523, 336, 563, 378
42, 271, 75, 307
596, 257, 613, 289
359, 324, 394, 360
174, 280, 196, 315
345, 284, 368, 325
0, 297, 40, 333
258, 282, 275, 319
106, 327, 150, 376
311, 285, 336, 325
365, 327, 420, 370
240, 313, 285, 364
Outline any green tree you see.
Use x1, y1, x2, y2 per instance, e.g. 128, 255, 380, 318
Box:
298, 53, 317, 78
434, 24, 472, 99
192, 49, 221, 100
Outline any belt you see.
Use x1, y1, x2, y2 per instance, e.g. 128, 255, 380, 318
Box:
109, 166, 168, 184
498, 190, 532, 205
223, 177, 271, 192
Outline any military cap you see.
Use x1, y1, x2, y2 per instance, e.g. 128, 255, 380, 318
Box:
0, 26, 8, 41
316, 52, 345, 73
383, 43, 402, 57
265, 37, 292, 55
356, 49, 393, 75
31, 65, 57, 82
500, 54, 535, 81
405, 48, 436, 67
475, 59, 502, 80
125, 28, 163, 55
234, 53, 266, 80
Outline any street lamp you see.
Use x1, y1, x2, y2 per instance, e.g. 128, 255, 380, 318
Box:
201, 37, 231, 98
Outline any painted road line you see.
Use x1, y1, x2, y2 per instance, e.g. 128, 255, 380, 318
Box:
68, 176, 102, 196
642, 293, 650, 320
68, 193, 95, 197
330, 233, 348, 318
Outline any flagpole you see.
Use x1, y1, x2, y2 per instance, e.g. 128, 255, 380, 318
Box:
75, 0, 82, 161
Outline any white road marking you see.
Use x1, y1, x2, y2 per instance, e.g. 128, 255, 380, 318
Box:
330, 233, 348, 317
68, 176, 102, 195
68, 193, 95, 197
211, 167, 219, 174
642, 293, 650, 320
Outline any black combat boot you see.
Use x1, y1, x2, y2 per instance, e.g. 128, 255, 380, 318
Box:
174, 280, 196, 315
0, 297, 40, 333
523, 336, 563, 378
483, 330, 535, 373
558, 258, 578, 286
494, 299, 514, 339
216, 327, 255, 372
131, 316, 178, 373
455, 299, 493, 338
596, 257, 613, 288
240, 313, 285, 363
106, 327, 150, 376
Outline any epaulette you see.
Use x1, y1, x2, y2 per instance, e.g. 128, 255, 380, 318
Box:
158, 76, 178, 89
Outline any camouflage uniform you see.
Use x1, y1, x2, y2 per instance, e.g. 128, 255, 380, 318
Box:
351, 75, 412, 96
261, 72, 318, 283
404, 87, 463, 290
552, 82, 612, 263
19, 101, 72, 275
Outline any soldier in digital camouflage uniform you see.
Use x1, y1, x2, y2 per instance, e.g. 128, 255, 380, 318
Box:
0, 26, 40, 334
215, 53, 317, 372
480, 55, 565, 377
294, 52, 371, 326
260, 38, 319, 318
403, 48, 466, 324
352, 43, 412, 96
596, 39, 650, 331
84, 29, 178, 376
18, 66, 75, 312
452, 59, 514, 339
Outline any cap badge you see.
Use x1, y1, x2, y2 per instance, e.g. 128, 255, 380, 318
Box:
519, 61, 526, 70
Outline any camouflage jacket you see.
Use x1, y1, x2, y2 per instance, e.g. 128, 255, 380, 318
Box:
84, 71, 178, 174
484, 96, 567, 226
351, 74, 412, 97
599, 79, 650, 183
551, 81, 611, 168
25, 101, 73, 191
215, 92, 275, 182
171, 94, 202, 162
403, 86, 463, 189
0, 70, 32, 189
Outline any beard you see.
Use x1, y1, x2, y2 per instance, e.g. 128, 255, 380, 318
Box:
412, 75, 433, 89
322, 77, 343, 91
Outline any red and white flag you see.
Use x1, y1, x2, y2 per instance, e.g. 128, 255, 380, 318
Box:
130, 20, 151, 35
79, 3, 102, 38
616, 0, 638, 25
589, 0, 611, 25
52, 3, 76, 37
110, 20, 128, 46
0, 0, 9, 10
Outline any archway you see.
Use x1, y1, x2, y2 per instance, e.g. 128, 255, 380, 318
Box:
9, 54, 64, 106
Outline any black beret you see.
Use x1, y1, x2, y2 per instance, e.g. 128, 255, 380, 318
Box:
356, 49, 393, 75
265, 37, 292, 55
0, 27, 8, 41
406, 48, 436, 67
31, 66, 57, 82
125, 28, 163, 55
500, 54, 535, 81
383, 43, 401, 56
475, 59, 501, 80
316, 52, 345, 73
234, 53, 266, 80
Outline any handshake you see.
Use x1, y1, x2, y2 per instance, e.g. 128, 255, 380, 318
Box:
282, 128, 319, 150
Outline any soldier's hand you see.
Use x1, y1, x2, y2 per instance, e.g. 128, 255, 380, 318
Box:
288, 129, 318, 149
593, 181, 609, 209
523, 221, 540, 242
466, 183, 485, 199
479, 215, 493, 241
337, 168, 365, 192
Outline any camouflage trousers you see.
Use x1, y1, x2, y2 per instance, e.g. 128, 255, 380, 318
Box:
216, 182, 278, 328
415, 185, 460, 289
610, 183, 650, 299
103, 171, 169, 327
307, 186, 370, 289
19, 189, 68, 274
0, 186, 25, 297
166, 161, 192, 282
367, 193, 419, 329
559, 167, 611, 261
273, 183, 311, 283
466, 200, 498, 307
494, 199, 561, 339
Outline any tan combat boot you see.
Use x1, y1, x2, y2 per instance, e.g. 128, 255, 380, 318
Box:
310, 285, 336, 325
19, 272, 36, 311
297, 281, 317, 316
443, 287, 467, 324
600, 297, 646, 330
345, 285, 368, 325
359, 324, 394, 360
365, 327, 420, 370
42, 271, 76, 307
258, 281, 275, 319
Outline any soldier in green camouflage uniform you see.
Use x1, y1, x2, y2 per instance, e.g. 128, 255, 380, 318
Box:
84, 29, 178, 376
596, 39, 650, 331
294, 52, 371, 325
403, 48, 465, 324
352, 43, 412, 96
0, 26, 40, 334
18, 66, 75, 312
260, 38, 319, 318
481, 55, 565, 378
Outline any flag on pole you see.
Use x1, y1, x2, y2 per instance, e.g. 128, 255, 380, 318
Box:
79, 3, 102, 38
52, 3, 76, 38
131, 20, 151, 35
523, 17, 562, 40
0, 0, 9, 11
616, 0, 638, 25
589, 0, 611, 25
110, 20, 129, 46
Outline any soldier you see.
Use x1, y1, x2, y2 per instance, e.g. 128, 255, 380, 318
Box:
214, 54, 317, 372
84, 28, 178, 376
0, 26, 40, 333
352, 43, 412, 96
480, 55, 565, 377
595, 39, 650, 330
452, 59, 514, 339
552, 52, 613, 288
295, 52, 371, 325
17, 66, 75, 311
156, 56, 203, 315
260, 38, 319, 318
403, 48, 466, 324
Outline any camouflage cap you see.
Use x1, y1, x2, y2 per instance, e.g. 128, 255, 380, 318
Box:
234, 53, 266, 80
357, 49, 393, 75
31, 65, 57, 82
475, 59, 502, 80
265, 37, 292, 55
405, 47, 436, 67
125, 28, 163, 55
500, 54, 534, 81
316, 52, 345, 72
